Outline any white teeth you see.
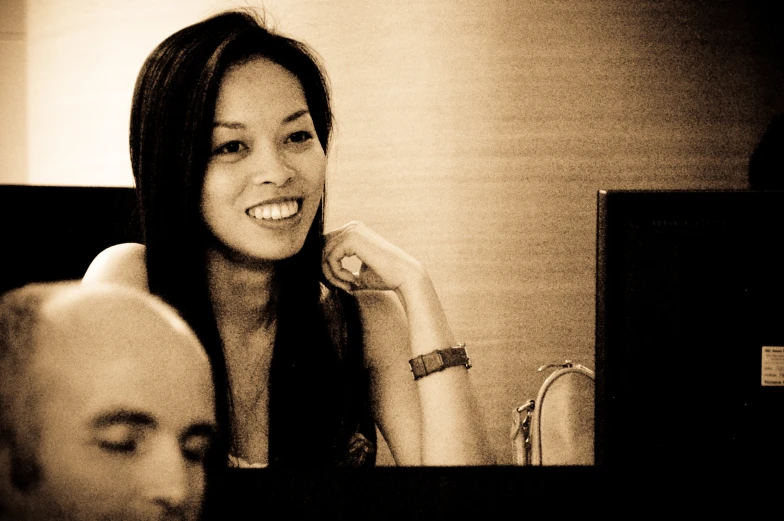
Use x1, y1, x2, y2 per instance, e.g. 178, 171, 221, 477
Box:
248, 200, 300, 221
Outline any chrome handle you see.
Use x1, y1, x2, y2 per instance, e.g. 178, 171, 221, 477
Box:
537, 360, 573, 372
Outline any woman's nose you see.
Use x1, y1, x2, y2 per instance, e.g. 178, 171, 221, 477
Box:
250, 145, 294, 187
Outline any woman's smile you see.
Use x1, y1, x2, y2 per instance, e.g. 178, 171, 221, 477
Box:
245, 198, 304, 227
246, 198, 301, 221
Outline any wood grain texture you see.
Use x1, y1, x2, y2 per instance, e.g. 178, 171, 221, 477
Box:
17, 0, 784, 464
309, 0, 783, 465
0, 0, 25, 184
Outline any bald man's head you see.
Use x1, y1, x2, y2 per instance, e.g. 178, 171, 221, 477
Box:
0, 282, 215, 521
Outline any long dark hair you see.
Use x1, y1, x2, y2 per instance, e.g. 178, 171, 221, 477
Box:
130, 9, 371, 474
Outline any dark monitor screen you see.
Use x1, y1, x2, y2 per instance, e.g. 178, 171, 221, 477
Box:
0, 184, 139, 295
595, 190, 784, 466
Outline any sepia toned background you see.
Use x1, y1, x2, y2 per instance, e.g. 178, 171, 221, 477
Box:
1, 0, 782, 464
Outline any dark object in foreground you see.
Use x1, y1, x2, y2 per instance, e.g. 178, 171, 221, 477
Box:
596, 189, 784, 467
0, 184, 139, 295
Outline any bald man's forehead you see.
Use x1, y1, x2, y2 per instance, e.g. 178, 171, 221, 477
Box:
34, 317, 208, 384
29, 296, 216, 438
29, 292, 213, 412
38, 287, 206, 360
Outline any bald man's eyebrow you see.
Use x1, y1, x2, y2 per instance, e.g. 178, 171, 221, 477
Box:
183, 422, 218, 439
91, 410, 157, 429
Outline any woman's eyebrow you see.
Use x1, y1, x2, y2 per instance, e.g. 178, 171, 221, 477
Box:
283, 109, 309, 123
90, 409, 157, 429
212, 110, 308, 128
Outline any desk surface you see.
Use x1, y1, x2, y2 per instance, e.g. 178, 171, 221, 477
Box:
211, 465, 776, 518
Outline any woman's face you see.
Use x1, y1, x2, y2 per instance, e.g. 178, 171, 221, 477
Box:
201, 57, 326, 262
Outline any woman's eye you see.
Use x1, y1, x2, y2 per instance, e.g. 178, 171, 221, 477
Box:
213, 140, 247, 155
287, 131, 313, 144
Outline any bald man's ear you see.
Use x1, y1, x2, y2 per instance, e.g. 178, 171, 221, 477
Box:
0, 387, 41, 495
0, 442, 18, 513
0, 440, 42, 520
0, 424, 42, 494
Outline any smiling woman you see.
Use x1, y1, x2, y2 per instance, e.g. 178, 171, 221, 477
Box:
82, 9, 493, 471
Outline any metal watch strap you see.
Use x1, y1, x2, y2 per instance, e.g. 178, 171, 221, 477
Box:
409, 343, 471, 380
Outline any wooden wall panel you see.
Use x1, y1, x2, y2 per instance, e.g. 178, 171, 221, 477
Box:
0, 0, 26, 184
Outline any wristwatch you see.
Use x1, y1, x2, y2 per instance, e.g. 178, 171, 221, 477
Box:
409, 343, 471, 381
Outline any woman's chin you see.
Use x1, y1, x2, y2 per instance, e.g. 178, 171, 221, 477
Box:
249, 236, 313, 262
207, 238, 306, 267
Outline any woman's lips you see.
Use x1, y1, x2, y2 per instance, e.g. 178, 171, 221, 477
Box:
246, 198, 301, 222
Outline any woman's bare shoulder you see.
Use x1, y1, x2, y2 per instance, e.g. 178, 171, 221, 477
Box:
82, 243, 148, 291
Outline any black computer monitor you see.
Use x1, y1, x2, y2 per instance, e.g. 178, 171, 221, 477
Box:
595, 190, 784, 466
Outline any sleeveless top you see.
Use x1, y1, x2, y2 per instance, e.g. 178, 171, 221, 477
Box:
228, 284, 377, 468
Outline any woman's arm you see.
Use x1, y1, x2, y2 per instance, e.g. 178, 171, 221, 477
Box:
355, 290, 423, 465
82, 242, 149, 291
322, 222, 494, 466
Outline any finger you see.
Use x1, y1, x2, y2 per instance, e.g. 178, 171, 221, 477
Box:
322, 259, 354, 293
323, 221, 391, 289
323, 221, 377, 261
322, 225, 359, 260
324, 220, 366, 237
323, 224, 385, 273
322, 241, 359, 285
321, 255, 351, 288
326, 261, 357, 288
323, 243, 359, 284
322, 221, 361, 249
322, 230, 363, 280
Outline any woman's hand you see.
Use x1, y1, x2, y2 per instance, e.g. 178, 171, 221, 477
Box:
322, 221, 424, 294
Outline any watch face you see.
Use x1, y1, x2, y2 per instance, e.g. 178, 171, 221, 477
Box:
422, 351, 445, 374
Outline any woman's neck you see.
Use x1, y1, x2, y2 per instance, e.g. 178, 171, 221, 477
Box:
206, 247, 275, 466
205, 246, 278, 333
